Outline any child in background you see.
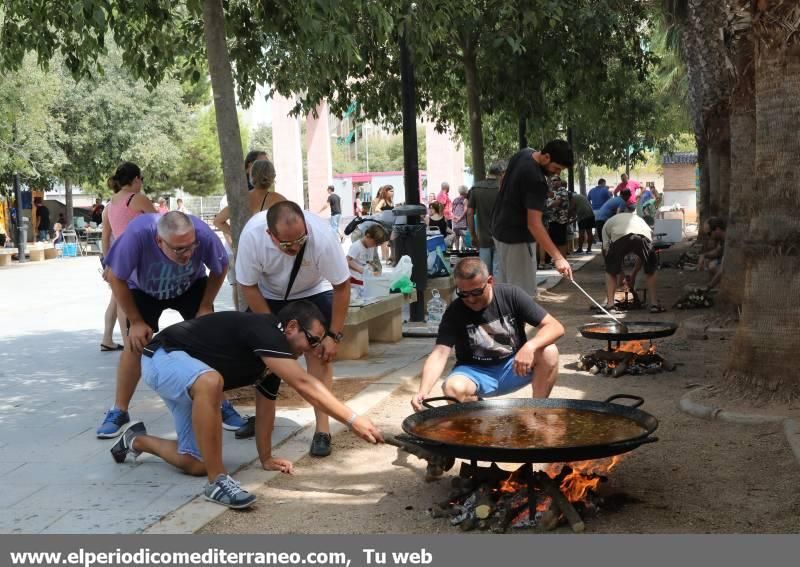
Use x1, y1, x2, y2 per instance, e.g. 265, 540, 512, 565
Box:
51, 222, 64, 245
347, 224, 387, 291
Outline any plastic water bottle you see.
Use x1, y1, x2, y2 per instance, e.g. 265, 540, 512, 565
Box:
427, 289, 446, 332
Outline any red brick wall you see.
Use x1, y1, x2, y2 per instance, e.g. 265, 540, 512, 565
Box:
663, 164, 696, 192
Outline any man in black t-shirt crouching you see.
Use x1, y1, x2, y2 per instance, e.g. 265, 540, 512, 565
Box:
109, 301, 384, 510
412, 258, 565, 412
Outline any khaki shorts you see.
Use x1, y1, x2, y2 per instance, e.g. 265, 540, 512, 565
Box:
494, 239, 538, 297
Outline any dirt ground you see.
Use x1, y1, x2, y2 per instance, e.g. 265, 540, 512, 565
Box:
203, 247, 800, 534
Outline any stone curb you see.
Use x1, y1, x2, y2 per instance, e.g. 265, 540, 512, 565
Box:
143, 358, 426, 534
679, 388, 800, 469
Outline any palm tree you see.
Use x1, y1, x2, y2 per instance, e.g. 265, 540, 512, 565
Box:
724, 0, 800, 401
719, 1, 755, 309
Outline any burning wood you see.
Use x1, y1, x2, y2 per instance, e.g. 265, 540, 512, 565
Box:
428, 457, 632, 533
579, 340, 676, 377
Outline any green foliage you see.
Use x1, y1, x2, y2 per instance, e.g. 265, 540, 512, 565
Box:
172, 106, 250, 196
249, 124, 273, 158
331, 126, 427, 174
0, 54, 66, 192
53, 46, 193, 197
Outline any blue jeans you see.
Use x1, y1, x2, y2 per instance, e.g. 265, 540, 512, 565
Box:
329, 214, 341, 232
479, 246, 500, 278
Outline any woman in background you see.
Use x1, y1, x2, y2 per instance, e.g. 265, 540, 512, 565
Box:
371, 185, 395, 262
100, 162, 157, 351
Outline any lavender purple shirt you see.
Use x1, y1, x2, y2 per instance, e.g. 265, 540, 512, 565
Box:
105, 214, 228, 300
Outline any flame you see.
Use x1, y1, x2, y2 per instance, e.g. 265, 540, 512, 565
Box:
543, 455, 625, 503
615, 341, 652, 354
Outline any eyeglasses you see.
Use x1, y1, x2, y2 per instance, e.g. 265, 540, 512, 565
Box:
276, 233, 309, 250
300, 325, 323, 348
160, 239, 199, 255
456, 284, 488, 298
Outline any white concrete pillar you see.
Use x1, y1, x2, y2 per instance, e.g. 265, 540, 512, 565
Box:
305, 101, 338, 215
271, 94, 305, 206
424, 121, 465, 201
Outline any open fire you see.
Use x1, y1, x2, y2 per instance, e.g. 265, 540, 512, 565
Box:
429, 456, 632, 533
579, 340, 676, 378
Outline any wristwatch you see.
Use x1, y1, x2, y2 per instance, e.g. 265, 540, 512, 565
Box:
326, 330, 344, 343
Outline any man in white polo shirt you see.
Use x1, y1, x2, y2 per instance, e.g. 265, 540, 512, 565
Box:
236, 201, 351, 457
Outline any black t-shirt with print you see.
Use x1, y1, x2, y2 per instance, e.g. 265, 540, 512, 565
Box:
490, 148, 549, 243
328, 194, 342, 215
436, 284, 549, 365
143, 312, 295, 399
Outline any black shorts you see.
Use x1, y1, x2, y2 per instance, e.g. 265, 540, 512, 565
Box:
578, 217, 595, 231
595, 220, 606, 242
548, 222, 568, 246
130, 277, 208, 331
605, 235, 657, 275
265, 290, 334, 329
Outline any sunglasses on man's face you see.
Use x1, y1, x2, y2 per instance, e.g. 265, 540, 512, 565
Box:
276, 233, 309, 250
300, 325, 323, 348
456, 284, 488, 298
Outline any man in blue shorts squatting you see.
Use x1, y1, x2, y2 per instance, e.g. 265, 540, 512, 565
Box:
412, 257, 564, 412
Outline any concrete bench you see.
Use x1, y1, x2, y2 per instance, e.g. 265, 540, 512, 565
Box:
28, 243, 46, 262
0, 248, 16, 267
43, 243, 58, 260
340, 294, 406, 360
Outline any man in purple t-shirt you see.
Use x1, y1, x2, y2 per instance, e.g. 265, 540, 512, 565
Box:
97, 212, 231, 438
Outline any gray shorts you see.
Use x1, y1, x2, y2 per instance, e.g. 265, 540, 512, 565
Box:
494, 239, 537, 297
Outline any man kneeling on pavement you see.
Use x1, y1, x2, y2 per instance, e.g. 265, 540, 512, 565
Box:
110, 301, 384, 509
412, 257, 564, 411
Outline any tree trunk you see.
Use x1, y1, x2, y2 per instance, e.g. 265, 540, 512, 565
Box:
202, 0, 248, 246
578, 158, 587, 196
717, 115, 731, 219
724, 37, 800, 401
706, 141, 720, 220
720, 27, 755, 308
64, 178, 73, 228
461, 34, 485, 182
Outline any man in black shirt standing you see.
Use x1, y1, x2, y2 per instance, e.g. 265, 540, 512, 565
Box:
490, 140, 575, 295
412, 258, 564, 411
319, 185, 343, 236
110, 301, 384, 509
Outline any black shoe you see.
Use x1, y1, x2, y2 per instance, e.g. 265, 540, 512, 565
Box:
310, 432, 332, 457
110, 421, 146, 463
234, 416, 256, 439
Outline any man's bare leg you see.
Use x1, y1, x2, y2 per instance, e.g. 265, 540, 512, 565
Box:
132, 436, 206, 476
606, 272, 618, 306
441, 375, 479, 403
189, 372, 226, 482
114, 349, 142, 411
531, 344, 559, 398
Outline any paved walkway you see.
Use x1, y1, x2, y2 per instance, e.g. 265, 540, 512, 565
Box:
0, 249, 596, 534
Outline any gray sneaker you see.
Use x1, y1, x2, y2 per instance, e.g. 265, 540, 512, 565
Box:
110, 421, 146, 463
204, 474, 257, 509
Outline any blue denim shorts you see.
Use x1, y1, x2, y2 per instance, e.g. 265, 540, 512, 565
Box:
445, 357, 532, 398
141, 348, 215, 461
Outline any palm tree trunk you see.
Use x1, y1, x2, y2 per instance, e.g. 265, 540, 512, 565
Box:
705, 143, 719, 219
720, 28, 755, 308
725, 37, 800, 401
716, 115, 731, 219
202, 0, 248, 247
